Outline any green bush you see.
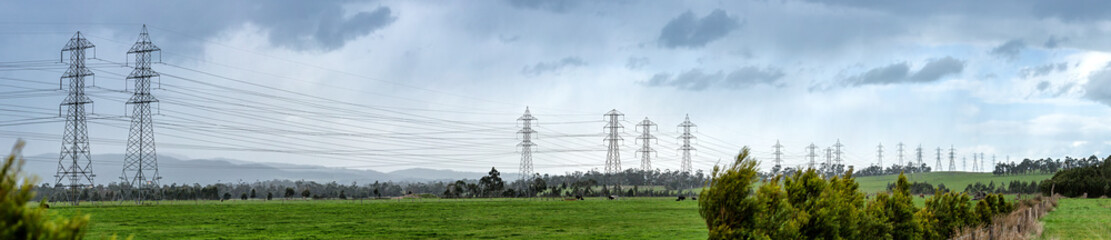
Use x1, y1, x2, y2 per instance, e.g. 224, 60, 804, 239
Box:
700, 146, 1019, 240
1, 140, 90, 239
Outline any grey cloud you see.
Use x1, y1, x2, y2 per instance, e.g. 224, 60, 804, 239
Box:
625, 57, 649, 70
843, 57, 964, 87
658, 9, 740, 49
506, 0, 582, 13
724, 66, 787, 88
0, 1, 396, 52
843, 63, 910, 86
1084, 68, 1111, 106
641, 66, 785, 91
990, 39, 1026, 60
1020, 62, 1069, 78
521, 57, 587, 76
802, 0, 1111, 21
265, 6, 396, 51
1037, 81, 1050, 91
910, 57, 965, 82
1044, 36, 1068, 48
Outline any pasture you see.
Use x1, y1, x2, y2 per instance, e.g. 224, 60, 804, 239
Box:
51, 198, 705, 239
1038, 198, 1111, 240
854, 171, 1053, 193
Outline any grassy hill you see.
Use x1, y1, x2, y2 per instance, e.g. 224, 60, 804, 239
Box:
854, 171, 1054, 193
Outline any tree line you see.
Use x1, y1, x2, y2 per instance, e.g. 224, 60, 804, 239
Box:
700, 147, 1017, 240
993, 155, 1102, 175
32, 166, 709, 202
1039, 155, 1111, 197
885, 180, 1041, 195
443, 167, 709, 198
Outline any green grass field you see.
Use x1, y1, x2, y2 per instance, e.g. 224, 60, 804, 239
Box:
854, 172, 1053, 193
51, 198, 705, 239
1038, 198, 1111, 240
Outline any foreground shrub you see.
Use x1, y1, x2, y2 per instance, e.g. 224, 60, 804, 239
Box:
1, 140, 90, 239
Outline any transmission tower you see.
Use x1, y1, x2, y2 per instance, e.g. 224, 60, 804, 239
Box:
120, 26, 163, 204
772, 140, 784, 169
677, 114, 696, 173
806, 143, 818, 169
516, 107, 537, 196
54, 31, 97, 206
603, 109, 625, 175
935, 147, 942, 170
876, 143, 884, 167
635, 117, 657, 171
824, 147, 833, 167
973, 153, 982, 171
897, 142, 904, 166
915, 144, 923, 166
948, 146, 956, 171
833, 139, 844, 166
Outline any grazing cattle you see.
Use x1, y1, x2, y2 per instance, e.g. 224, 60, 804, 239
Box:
575, 195, 584, 200
608, 195, 616, 200
676, 195, 686, 201
691, 197, 696, 200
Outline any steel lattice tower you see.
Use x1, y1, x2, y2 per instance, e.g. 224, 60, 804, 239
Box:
806, 143, 818, 169
991, 154, 996, 171
119, 26, 163, 204
635, 117, 657, 171
824, 147, 833, 167
935, 147, 943, 170
54, 31, 97, 206
971, 153, 977, 171
896, 142, 904, 166
603, 109, 624, 175
916, 144, 923, 166
516, 107, 537, 196
948, 146, 956, 171
772, 140, 784, 169
833, 139, 844, 166
876, 143, 884, 167
677, 115, 696, 173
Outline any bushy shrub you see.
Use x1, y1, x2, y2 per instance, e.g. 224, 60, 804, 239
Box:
1, 140, 90, 239
700, 146, 1021, 240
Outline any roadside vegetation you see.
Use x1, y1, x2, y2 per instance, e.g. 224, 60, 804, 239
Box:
699, 147, 1031, 240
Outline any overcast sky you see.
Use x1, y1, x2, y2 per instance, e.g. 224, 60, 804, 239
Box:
3, 0, 1111, 178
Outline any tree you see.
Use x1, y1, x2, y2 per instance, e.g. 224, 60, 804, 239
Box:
250, 189, 256, 199
339, 190, 347, 200
699, 147, 803, 239
266, 192, 273, 201
373, 188, 380, 198
529, 177, 547, 198
301, 189, 311, 199
222, 192, 232, 201
2, 140, 90, 239
240, 193, 248, 200
479, 167, 505, 197
861, 172, 921, 239
284, 187, 295, 199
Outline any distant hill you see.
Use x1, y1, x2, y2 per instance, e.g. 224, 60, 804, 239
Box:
20, 154, 510, 185
387, 168, 519, 182
854, 171, 1054, 193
